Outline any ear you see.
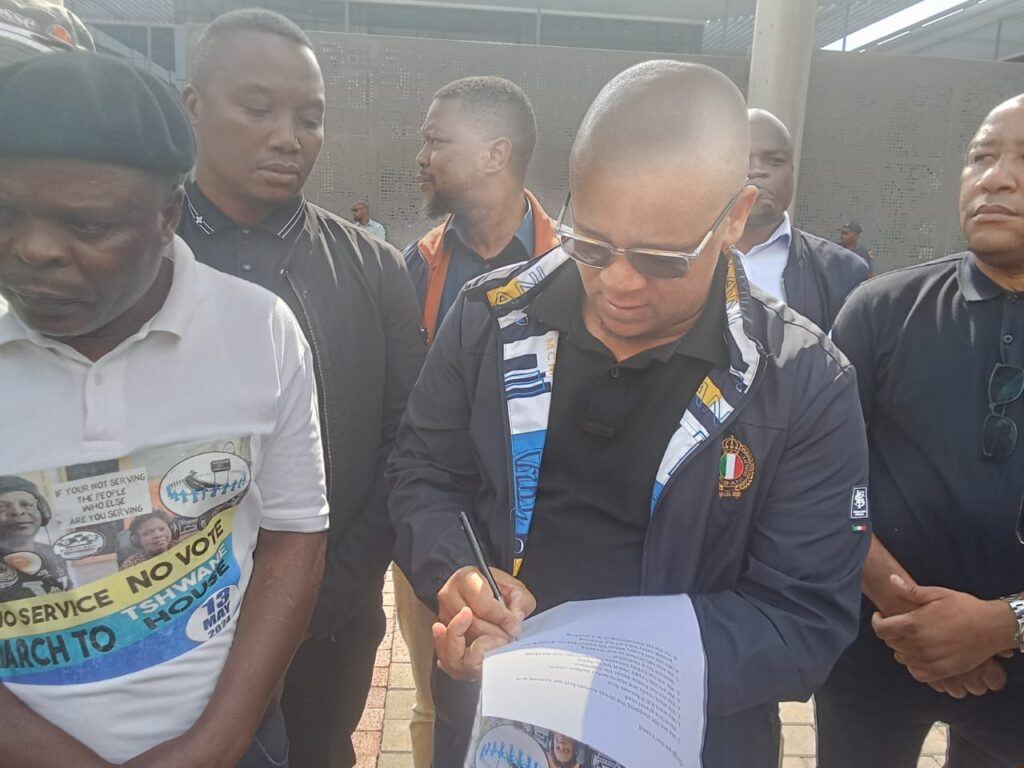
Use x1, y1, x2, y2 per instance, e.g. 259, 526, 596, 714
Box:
719, 185, 759, 247
483, 136, 513, 174
158, 185, 185, 246
182, 83, 201, 127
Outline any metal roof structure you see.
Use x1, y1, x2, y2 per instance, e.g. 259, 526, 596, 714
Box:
66, 0, 176, 24
66, 0, 1024, 62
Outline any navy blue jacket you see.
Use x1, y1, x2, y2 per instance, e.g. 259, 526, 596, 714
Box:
783, 228, 870, 331
388, 248, 870, 767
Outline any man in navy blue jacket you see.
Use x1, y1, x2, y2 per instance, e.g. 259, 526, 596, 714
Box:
389, 60, 870, 767
735, 109, 868, 331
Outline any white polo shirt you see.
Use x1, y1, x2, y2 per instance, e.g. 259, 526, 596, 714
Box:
0, 236, 328, 762
737, 213, 792, 302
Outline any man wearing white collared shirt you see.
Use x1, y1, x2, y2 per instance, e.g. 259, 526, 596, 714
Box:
0, 52, 327, 768
738, 210, 792, 302
736, 109, 868, 331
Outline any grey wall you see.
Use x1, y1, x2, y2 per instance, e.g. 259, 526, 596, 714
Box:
194, 29, 1024, 270
797, 52, 1024, 272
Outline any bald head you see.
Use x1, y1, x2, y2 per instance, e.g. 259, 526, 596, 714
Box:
748, 109, 793, 152
563, 61, 758, 355
985, 93, 1024, 120
570, 60, 749, 199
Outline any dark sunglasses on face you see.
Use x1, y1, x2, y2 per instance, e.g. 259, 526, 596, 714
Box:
554, 190, 742, 280
982, 361, 1024, 459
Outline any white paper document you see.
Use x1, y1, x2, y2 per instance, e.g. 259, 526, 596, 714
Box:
467, 594, 707, 768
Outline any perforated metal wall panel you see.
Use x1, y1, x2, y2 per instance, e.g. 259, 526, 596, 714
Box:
300, 32, 749, 249
796, 52, 1024, 272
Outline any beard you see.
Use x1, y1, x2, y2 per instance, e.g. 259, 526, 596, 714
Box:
425, 188, 456, 220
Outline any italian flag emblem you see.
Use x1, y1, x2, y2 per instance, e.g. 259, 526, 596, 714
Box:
718, 435, 754, 498
720, 451, 745, 480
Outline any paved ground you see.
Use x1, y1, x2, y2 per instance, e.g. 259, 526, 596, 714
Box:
357, 569, 950, 768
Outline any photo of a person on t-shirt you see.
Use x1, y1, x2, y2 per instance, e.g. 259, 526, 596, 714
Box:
120, 511, 177, 570
0, 476, 69, 600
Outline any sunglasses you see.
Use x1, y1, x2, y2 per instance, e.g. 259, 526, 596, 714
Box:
982, 361, 1024, 459
554, 190, 741, 280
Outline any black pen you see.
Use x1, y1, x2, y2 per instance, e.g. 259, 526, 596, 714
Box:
459, 510, 505, 605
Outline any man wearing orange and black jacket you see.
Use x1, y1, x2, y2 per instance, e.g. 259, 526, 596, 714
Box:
404, 76, 559, 342
399, 75, 558, 768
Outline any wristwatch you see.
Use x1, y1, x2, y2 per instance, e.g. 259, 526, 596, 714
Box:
1001, 595, 1024, 653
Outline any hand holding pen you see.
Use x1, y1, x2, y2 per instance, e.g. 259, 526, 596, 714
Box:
431, 510, 538, 681
459, 510, 506, 606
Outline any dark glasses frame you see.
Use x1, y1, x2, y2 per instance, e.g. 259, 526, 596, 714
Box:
982, 361, 1024, 459
554, 189, 742, 280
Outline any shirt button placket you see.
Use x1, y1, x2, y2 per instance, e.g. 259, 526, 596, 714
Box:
239, 229, 252, 275
1002, 294, 1024, 367
83, 363, 105, 441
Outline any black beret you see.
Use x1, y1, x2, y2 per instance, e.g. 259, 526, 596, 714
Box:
0, 51, 195, 174
0, 475, 41, 498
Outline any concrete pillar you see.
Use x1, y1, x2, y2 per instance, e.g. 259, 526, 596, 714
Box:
747, 0, 818, 202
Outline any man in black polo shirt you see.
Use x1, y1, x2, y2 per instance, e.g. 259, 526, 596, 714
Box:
390, 60, 870, 768
817, 94, 1024, 767
178, 10, 425, 768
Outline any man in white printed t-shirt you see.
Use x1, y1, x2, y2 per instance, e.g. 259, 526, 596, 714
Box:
0, 52, 328, 768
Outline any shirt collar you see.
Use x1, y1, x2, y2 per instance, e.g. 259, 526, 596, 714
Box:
184, 180, 307, 240
0, 235, 202, 351
445, 196, 535, 259
530, 255, 730, 369
0, 296, 21, 347
147, 236, 203, 337
958, 252, 1006, 303
742, 213, 792, 258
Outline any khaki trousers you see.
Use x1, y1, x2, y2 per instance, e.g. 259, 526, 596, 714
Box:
394, 566, 438, 768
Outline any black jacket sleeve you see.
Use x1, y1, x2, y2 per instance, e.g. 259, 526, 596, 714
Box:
309, 238, 427, 637
386, 293, 481, 611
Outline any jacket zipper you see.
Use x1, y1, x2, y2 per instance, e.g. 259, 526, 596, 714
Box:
282, 267, 335, 496
638, 361, 767, 594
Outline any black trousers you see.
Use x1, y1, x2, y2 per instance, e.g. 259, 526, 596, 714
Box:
281, 594, 387, 768
431, 665, 480, 767
817, 630, 1024, 768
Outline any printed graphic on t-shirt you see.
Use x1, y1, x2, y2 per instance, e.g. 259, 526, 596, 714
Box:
0, 437, 251, 685
470, 718, 626, 768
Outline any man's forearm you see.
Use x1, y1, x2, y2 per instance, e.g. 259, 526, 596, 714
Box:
0, 684, 112, 768
862, 534, 918, 616
188, 529, 326, 763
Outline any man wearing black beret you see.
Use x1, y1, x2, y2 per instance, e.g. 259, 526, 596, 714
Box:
0, 52, 329, 767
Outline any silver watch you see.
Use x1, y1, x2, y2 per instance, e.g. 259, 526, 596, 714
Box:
1001, 595, 1024, 653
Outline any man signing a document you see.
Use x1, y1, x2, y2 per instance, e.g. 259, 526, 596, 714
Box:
388, 60, 870, 767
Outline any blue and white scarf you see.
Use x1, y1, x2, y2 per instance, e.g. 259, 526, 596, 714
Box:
472, 246, 763, 574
